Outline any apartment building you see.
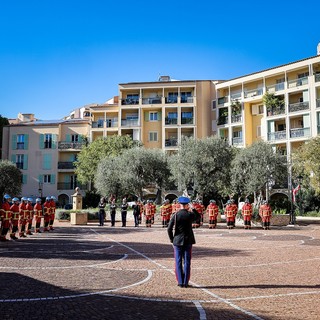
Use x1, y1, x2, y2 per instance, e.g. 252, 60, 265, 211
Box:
2, 117, 90, 205
214, 53, 320, 158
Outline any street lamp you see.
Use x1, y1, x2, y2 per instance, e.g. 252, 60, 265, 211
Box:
38, 182, 43, 198
291, 175, 303, 225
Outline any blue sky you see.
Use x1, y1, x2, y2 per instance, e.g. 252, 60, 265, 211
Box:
0, 0, 319, 120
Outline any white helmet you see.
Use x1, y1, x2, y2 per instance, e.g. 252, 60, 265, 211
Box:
36, 198, 42, 202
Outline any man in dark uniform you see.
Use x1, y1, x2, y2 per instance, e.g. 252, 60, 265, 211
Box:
132, 200, 140, 227
121, 198, 128, 227
109, 200, 117, 227
167, 196, 199, 288
98, 197, 107, 226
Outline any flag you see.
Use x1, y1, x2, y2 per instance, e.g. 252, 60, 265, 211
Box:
292, 184, 301, 203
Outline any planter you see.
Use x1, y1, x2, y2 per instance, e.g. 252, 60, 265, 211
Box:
70, 212, 88, 225
271, 214, 290, 226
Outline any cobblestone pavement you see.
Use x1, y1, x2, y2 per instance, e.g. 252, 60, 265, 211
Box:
0, 219, 319, 320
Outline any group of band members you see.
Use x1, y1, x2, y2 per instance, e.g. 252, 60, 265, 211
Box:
0, 194, 56, 242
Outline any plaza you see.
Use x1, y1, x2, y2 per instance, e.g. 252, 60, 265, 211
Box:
0, 219, 319, 320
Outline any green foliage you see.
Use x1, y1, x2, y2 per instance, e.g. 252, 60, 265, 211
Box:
168, 136, 234, 197
231, 141, 288, 201
0, 160, 22, 198
263, 92, 284, 112
75, 135, 140, 184
83, 190, 101, 209
292, 137, 320, 195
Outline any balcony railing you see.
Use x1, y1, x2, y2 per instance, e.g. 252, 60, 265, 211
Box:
267, 105, 285, 116
266, 82, 285, 92
316, 99, 320, 108
57, 182, 88, 191
142, 97, 162, 104
181, 96, 194, 103
288, 101, 309, 113
121, 98, 139, 105
121, 119, 139, 126
231, 114, 242, 123
288, 76, 308, 88
290, 127, 310, 138
244, 88, 263, 98
92, 121, 104, 128
230, 92, 241, 100
16, 142, 25, 149
58, 141, 86, 149
105, 119, 118, 128
218, 96, 228, 105
232, 137, 243, 145
165, 97, 178, 104
268, 130, 286, 141
315, 73, 320, 82
217, 116, 228, 125
58, 162, 75, 170
165, 117, 178, 125
181, 117, 193, 125
165, 139, 178, 147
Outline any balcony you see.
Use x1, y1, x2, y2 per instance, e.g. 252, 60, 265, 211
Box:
218, 96, 228, 105
181, 96, 194, 103
230, 92, 241, 100
267, 105, 285, 116
266, 82, 285, 93
268, 130, 286, 141
105, 119, 118, 128
58, 141, 86, 150
290, 127, 310, 138
142, 97, 162, 104
57, 182, 88, 190
316, 99, 320, 108
288, 76, 308, 88
315, 73, 320, 82
217, 116, 228, 125
288, 101, 309, 113
165, 117, 178, 125
181, 117, 194, 125
244, 88, 263, 98
121, 98, 139, 105
231, 114, 242, 123
165, 139, 178, 147
58, 162, 75, 170
232, 137, 243, 145
92, 121, 104, 128
165, 97, 178, 104
121, 119, 139, 127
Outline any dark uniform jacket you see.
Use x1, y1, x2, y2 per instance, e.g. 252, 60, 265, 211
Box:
167, 209, 199, 246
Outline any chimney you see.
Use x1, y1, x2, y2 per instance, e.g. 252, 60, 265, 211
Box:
317, 42, 320, 55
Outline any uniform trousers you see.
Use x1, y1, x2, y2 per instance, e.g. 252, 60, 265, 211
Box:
173, 244, 192, 286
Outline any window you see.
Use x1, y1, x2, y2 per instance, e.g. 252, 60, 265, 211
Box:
149, 112, 158, 121
168, 112, 177, 119
43, 174, 52, 183
44, 134, 52, 149
149, 132, 158, 142
212, 100, 216, 110
17, 134, 25, 149
167, 92, 178, 103
126, 113, 139, 121
16, 154, 24, 169
71, 134, 79, 142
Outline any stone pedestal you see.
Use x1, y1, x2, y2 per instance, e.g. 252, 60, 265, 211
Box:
72, 187, 83, 211
70, 212, 88, 225
271, 214, 291, 226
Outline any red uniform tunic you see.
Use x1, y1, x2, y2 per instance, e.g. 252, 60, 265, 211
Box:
49, 199, 56, 229
192, 203, 202, 228
43, 201, 51, 231
206, 203, 219, 228
26, 202, 34, 234
10, 203, 20, 237
1, 202, 12, 230
34, 202, 43, 232
242, 203, 253, 221
19, 202, 28, 236
259, 204, 272, 222
144, 203, 155, 227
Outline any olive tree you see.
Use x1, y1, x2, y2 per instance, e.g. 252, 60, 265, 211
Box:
0, 160, 22, 198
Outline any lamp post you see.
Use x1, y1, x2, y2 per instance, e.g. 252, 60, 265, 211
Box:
38, 182, 43, 198
291, 175, 303, 225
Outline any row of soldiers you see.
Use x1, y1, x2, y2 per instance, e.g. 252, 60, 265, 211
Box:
160, 198, 273, 230
0, 194, 57, 242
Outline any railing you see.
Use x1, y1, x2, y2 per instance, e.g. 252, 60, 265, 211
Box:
92, 121, 104, 128
232, 137, 243, 145
244, 88, 263, 98
266, 82, 285, 92
315, 73, 320, 82
58, 141, 86, 149
267, 106, 285, 116
16, 142, 25, 149
230, 92, 241, 100
316, 99, 320, 108
121, 119, 139, 126
217, 116, 228, 125
181, 117, 193, 124
287, 76, 308, 88
288, 101, 309, 113
121, 98, 139, 105
165, 97, 178, 104
231, 114, 242, 123
105, 120, 118, 128
181, 96, 194, 103
268, 130, 286, 141
142, 97, 162, 104
58, 162, 75, 170
290, 127, 310, 138
165, 139, 178, 147
57, 182, 88, 190
218, 96, 228, 105
165, 117, 178, 125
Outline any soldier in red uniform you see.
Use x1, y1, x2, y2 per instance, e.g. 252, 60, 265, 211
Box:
206, 200, 219, 229
10, 197, 20, 240
160, 199, 171, 227
137, 199, 144, 225
241, 198, 253, 229
144, 200, 155, 227
192, 200, 201, 228
225, 200, 236, 229
198, 200, 205, 226
259, 200, 272, 230
34, 198, 43, 233
26, 198, 34, 235
0, 194, 12, 241
19, 197, 28, 238
150, 200, 156, 225
49, 196, 56, 231
43, 196, 51, 232
171, 199, 179, 216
